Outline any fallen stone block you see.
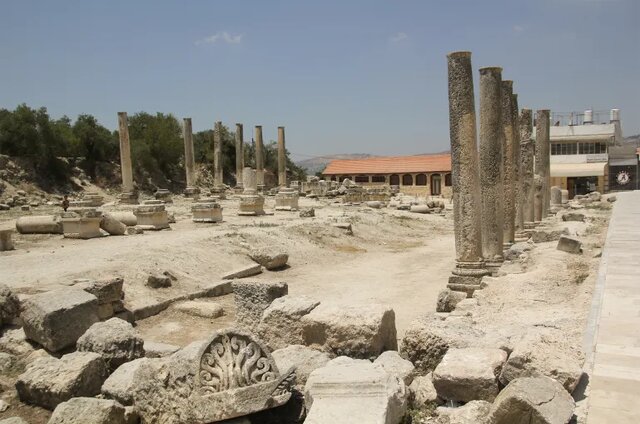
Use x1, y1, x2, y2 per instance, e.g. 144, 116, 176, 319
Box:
146, 273, 171, 288
0, 229, 14, 251
15, 351, 108, 410
557, 236, 582, 254
409, 373, 441, 408
174, 300, 224, 318
531, 228, 569, 243
489, 376, 575, 424
301, 302, 397, 359
126, 226, 144, 235
410, 205, 431, 214
436, 289, 467, 313
223, 264, 263, 280
248, 248, 289, 270
0, 328, 37, 356
367, 201, 383, 209
15, 215, 63, 234
49, 397, 126, 424
0, 284, 20, 328
21, 288, 99, 352
257, 295, 320, 350
305, 356, 408, 424
0, 418, 29, 424
432, 347, 507, 402
74, 277, 123, 305
100, 213, 127, 235
143, 341, 180, 358
77, 318, 145, 372
299, 207, 315, 218
101, 357, 152, 405
232, 281, 288, 328
108, 211, 137, 226
561, 212, 585, 222
271, 345, 331, 388
436, 400, 491, 424
374, 350, 416, 386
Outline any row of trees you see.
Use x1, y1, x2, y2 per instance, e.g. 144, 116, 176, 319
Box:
0, 104, 306, 190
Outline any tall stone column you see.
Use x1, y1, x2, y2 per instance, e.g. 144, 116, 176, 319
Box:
501, 81, 516, 248
182, 118, 199, 197
446, 51, 490, 294
117, 112, 138, 204
255, 126, 265, 190
519, 109, 536, 228
512, 93, 526, 239
278, 126, 287, 187
478, 67, 504, 271
213, 121, 225, 196
537, 110, 551, 217
235, 124, 244, 189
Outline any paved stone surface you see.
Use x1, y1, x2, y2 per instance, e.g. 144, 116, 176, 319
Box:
585, 191, 640, 423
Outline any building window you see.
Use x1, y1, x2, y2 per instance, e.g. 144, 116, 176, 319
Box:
371, 175, 386, 183
402, 174, 413, 186
551, 143, 578, 155
390, 174, 400, 185
354, 175, 369, 183
431, 174, 442, 195
579, 142, 607, 154
415, 174, 427, 186
444, 173, 452, 186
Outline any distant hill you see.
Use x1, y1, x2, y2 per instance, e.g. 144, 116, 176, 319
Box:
295, 154, 376, 174
624, 134, 640, 146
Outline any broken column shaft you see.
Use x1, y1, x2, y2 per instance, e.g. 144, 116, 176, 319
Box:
536, 110, 551, 217
213, 121, 224, 194
235, 123, 244, 189
278, 126, 287, 187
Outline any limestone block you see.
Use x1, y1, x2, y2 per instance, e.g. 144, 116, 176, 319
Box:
0, 352, 16, 374
133, 204, 169, 230
61, 209, 103, 239
49, 397, 126, 424
126, 226, 143, 235
432, 347, 507, 402
15, 215, 63, 234
232, 281, 288, 328
301, 303, 397, 359
561, 189, 569, 204
304, 356, 408, 424
154, 188, 172, 203
374, 350, 416, 386
366, 200, 383, 209
409, 374, 440, 408
238, 194, 265, 216
143, 341, 180, 358
76, 318, 145, 372
299, 207, 315, 218
606, 194, 617, 203
248, 248, 289, 270
108, 211, 137, 226
557, 236, 582, 254
0, 328, 36, 356
271, 345, 330, 388
550, 186, 562, 206
436, 400, 491, 424
275, 187, 300, 211
257, 295, 320, 350
0, 284, 20, 327
21, 288, 99, 352
561, 212, 585, 222
146, 273, 171, 288
531, 228, 569, 243
0, 229, 14, 251
436, 289, 467, 312
0, 418, 28, 424
504, 241, 534, 261
489, 377, 575, 424
174, 300, 224, 318
588, 191, 601, 201
101, 357, 152, 405
15, 351, 108, 410
410, 205, 431, 214
74, 277, 123, 305
499, 332, 584, 393
223, 264, 263, 280
100, 213, 127, 235
191, 200, 223, 223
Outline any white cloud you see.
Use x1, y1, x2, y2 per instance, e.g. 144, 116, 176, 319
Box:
389, 32, 409, 43
513, 25, 525, 33
196, 32, 243, 45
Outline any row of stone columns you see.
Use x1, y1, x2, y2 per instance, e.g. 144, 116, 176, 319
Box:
446, 51, 552, 294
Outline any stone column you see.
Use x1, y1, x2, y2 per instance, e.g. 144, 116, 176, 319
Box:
537, 110, 551, 217
446, 51, 490, 294
117, 112, 138, 204
512, 93, 526, 240
478, 67, 504, 270
213, 121, 225, 194
501, 81, 516, 248
182, 118, 198, 197
255, 126, 265, 190
238, 167, 265, 216
235, 123, 244, 189
278, 126, 287, 187
519, 109, 536, 229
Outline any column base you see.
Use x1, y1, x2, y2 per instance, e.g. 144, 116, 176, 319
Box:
184, 187, 200, 198
211, 186, 226, 200
192, 200, 223, 223
238, 194, 265, 216
503, 242, 514, 250
447, 261, 491, 295
118, 192, 139, 205
484, 259, 504, 276
514, 232, 529, 243
524, 222, 536, 230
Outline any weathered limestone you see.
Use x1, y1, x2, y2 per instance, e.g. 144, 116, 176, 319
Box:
520, 109, 536, 229
436, 289, 467, 313
561, 189, 569, 204
557, 236, 582, 254
501, 80, 516, 248
102, 357, 152, 405
100, 213, 127, 236
154, 188, 172, 203
15, 351, 108, 409
278, 126, 287, 187
191, 198, 223, 223
409, 374, 440, 408
255, 125, 265, 190
489, 377, 575, 424
108, 211, 137, 227
48, 397, 127, 424
133, 201, 169, 230
0, 228, 14, 251
436, 401, 492, 424
143, 341, 180, 358
275, 187, 300, 211
446, 51, 490, 294
301, 302, 397, 359
249, 248, 289, 270
116, 112, 138, 204
15, 215, 63, 234
232, 281, 288, 328
223, 264, 263, 280
61, 208, 103, 239
76, 318, 145, 372
238, 167, 265, 216
478, 67, 504, 270
73, 277, 124, 321
174, 300, 224, 319
257, 295, 320, 350
432, 347, 507, 402
374, 350, 416, 386
213, 121, 225, 196
271, 345, 331, 388
0, 284, 20, 327
183, 118, 199, 197
21, 288, 99, 352
512, 93, 527, 242
536, 109, 551, 219
235, 123, 244, 189
304, 356, 408, 424
551, 185, 562, 207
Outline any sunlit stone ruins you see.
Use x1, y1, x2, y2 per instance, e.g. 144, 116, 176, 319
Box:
0, 28, 637, 424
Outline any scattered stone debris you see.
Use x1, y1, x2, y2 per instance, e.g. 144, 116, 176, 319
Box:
146, 273, 172, 288
258, 295, 320, 350
557, 236, 582, 254
126, 226, 144, 235
233, 281, 288, 328
332, 222, 353, 235
174, 300, 224, 318
299, 207, 315, 218
409, 373, 441, 408
436, 289, 467, 312
248, 248, 289, 270
48, 397, 127, 424
222, 263, 263, 280
531, 228, 569, 243
101, 357, 152, 405
0, 228, 15, 251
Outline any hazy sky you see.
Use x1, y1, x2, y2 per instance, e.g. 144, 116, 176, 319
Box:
1, 0, 638, 160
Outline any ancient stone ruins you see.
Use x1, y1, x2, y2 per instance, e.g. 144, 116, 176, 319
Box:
0, 50, 622, 424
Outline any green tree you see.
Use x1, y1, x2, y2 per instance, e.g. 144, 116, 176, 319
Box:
71, 114, 118, 178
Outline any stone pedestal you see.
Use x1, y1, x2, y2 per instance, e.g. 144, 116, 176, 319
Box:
184, 186, 200, 198
0, 228, 15, 251
61, 208, 103, 239
117, 192, 138, 205
192, 199, 223, 223
238, 168, 265, 216
134, 202, 169, 230
561, 189, 569, 204
154, 189, 173, 203
275, 187, 299, 211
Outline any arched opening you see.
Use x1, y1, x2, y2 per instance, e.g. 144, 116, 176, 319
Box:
431, 174, 442, 195
415, 174, 427, 186
402, 174, 413, 186
444, 173, 452, 187
389, 174, 400, 185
